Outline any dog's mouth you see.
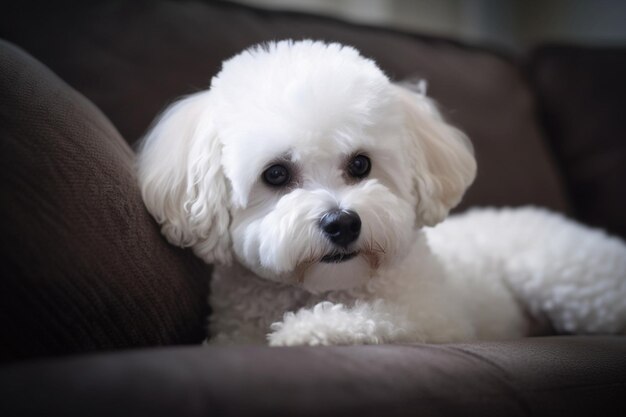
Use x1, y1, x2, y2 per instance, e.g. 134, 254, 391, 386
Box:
320, 251, 359, 264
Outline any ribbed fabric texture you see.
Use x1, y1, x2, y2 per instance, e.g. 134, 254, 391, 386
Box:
0, 40, 210, 362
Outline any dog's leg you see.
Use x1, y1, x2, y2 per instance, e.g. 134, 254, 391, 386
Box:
503, 209, 626, 334
430, 207, 626, 335
267, 300, 413, 346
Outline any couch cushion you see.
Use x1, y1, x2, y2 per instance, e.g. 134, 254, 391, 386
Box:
530, 45, 626, 239
0, 0, 570, 212
0, 40, 210, 362
1, 337, 625, 417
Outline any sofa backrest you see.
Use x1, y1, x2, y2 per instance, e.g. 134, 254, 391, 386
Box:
0, 0, 571, 213
529, 45, 626, 238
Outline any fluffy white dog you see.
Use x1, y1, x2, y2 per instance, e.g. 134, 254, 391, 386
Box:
137, 40, 626, 346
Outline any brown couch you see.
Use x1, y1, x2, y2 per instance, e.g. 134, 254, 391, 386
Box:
1, 1, 625, 416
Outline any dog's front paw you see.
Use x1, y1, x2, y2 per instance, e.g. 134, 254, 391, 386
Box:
268, 301, 405, 346
268, 302, 372, 346
268, 320, 335, 347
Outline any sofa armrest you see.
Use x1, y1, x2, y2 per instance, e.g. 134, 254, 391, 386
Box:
1, 337, 624, 417
0, 39, 210, 361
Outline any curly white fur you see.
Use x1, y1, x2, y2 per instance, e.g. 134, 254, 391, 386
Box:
138, 40, 626, 346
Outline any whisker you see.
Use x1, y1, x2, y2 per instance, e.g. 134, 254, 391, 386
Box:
373, 240, 386, 254
363, 240, 385, 255
294, 255, 318, 284
360, 241, 383, 271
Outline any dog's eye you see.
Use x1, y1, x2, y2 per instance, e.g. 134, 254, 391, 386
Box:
263, 164, 290, 187
347, 155, 371, 179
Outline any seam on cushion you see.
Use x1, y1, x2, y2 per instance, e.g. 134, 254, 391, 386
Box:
522, 380, 626, 394
427, 344, 534, 417
443, 345, 513, 376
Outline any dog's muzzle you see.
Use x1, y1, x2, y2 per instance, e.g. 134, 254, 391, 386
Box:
319, 209, 361, 248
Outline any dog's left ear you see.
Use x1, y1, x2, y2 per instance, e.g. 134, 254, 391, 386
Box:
393, 85, 477, 227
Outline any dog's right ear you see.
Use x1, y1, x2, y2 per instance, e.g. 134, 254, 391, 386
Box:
137, 91, 232, 264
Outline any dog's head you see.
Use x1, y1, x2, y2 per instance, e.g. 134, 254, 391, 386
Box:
138, 40, 475, 293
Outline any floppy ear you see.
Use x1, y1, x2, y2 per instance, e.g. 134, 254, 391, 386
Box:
393, 84, 477, 227
137, 91, 232, 264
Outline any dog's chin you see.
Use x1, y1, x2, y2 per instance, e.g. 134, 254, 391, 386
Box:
235, 245, 383, 293
299, 256, 372, 293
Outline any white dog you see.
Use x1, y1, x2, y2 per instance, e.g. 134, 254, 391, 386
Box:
137, 40, 626, 346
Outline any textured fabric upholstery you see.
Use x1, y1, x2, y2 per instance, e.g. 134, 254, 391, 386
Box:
530, 46, 626, 239
0, 39, 210, 362
1, 337, 625, 417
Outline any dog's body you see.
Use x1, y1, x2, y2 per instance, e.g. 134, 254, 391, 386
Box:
210, 207, 626, 345
137, 40, 626, 346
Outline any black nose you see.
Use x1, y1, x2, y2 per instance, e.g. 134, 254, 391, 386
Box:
319, 209, 361, 247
